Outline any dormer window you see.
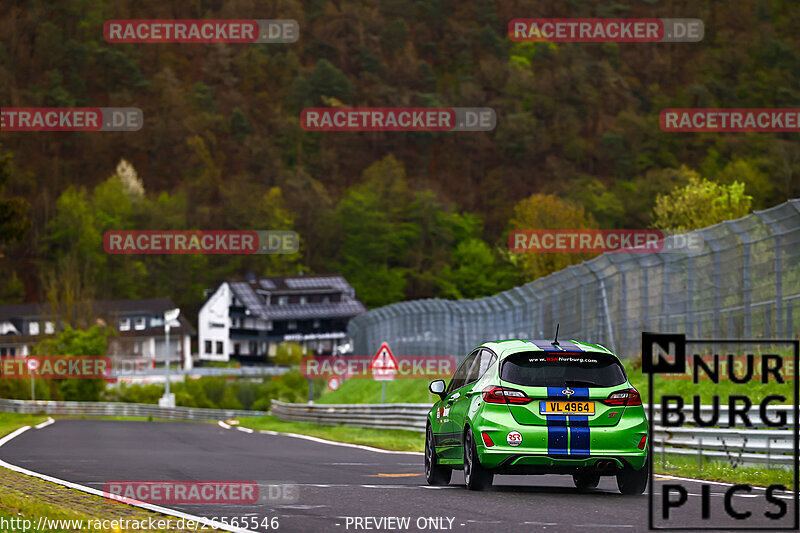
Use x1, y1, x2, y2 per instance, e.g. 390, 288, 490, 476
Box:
300, 296, 307, 305
29, 322, 40, 335
134, 317, 146, 330
44, 321, 55, 334
278, 296, 288, 306
120, 318, 130, 331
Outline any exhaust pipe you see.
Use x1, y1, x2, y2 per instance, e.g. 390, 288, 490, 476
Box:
595, 460, 616, 472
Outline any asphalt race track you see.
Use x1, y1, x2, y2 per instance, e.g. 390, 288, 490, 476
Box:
0, 420, 795, 532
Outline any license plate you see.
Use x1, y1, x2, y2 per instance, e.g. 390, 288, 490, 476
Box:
540, 401, 595, 415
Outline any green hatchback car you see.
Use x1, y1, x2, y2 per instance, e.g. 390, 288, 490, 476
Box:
425, 339, 648, 493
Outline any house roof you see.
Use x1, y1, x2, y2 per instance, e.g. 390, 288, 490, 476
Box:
0, 299, 196, 334
225, 274, 367, 321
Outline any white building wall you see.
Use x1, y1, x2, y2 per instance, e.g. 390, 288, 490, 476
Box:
198, 282, 231, 361
0, 321, 19, 335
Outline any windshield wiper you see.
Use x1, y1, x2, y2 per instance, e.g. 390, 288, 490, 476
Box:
564, 379, 601, 387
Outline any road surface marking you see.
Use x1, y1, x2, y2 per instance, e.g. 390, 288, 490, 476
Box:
34, 418, 55, 430
367, 473, 423, 477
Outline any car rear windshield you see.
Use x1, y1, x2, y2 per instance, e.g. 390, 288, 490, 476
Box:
500, 351, 626, 388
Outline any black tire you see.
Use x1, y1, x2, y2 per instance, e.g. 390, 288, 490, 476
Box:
463, 428, 493, 491
573, 472, 600, 491
617, 460, 648, 495
425, 426, 451, 486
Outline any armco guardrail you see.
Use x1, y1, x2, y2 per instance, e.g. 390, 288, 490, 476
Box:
108, 365, 290, 378
271, 400, 429, 432
0, 398, 265, 421
270, 400, 795, 467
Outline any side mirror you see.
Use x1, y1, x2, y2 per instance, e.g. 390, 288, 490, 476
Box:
429, 379, 446, 400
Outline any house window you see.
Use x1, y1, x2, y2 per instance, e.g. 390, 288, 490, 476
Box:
133, 341, 142, 354
205, 340, 212, 354
288, 321, 297, 330
313, 319, 321, 329
300, 296, 307, 305
134, 317, 146, 330
29, 322, 39, 335
266, 320, 273, 331
216, 341, 223, 354
233, 343, 240, 354
277, 296, 288, 306
120, 318, 130, 331
44, 321, 55, 334
322, 296, 330, 303
232, 317, 240, 328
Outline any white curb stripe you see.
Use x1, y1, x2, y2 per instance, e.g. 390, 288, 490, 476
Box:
34, 417, 55, 429
0, 423, 256, 533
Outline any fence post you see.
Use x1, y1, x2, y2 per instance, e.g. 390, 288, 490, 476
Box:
600, 279, 616, 354
727, 221, 752, 339
713, 248, 721, 338
685, 255, 694, 338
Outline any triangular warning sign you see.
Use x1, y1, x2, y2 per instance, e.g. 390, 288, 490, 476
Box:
370, 342, 398, 371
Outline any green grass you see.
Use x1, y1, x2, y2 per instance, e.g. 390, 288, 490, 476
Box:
623, 360, 797, 405
54, 415, 200, 423
655, 453, 794, 489
236, 414, 424, 452
314, 360, 794, 405
0, 412, 48, 437
316, 378, 435, 404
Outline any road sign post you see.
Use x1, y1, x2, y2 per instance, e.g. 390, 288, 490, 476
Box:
160, 308, 180, 408
26, 357, 38, 402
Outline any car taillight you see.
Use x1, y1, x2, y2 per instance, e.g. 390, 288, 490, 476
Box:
601, 388, 642, 407
482, 386, 532, 405
481, 432, 495, 447
638, 435, 647, 450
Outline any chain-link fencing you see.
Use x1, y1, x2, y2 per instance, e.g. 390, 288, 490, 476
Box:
348, 200, 800, 359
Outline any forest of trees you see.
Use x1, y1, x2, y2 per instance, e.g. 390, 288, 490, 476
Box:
1, 0, 799, 319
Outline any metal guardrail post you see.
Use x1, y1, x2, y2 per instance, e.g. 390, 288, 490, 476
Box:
767, 438, 771, 470
698, 436, 703, 470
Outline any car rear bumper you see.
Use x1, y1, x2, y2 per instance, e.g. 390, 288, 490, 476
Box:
473, 409, 648, 471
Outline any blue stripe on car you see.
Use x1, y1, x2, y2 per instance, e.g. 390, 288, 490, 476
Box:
568, 387, 590, 455
545, 386, 568, 454
556, 340, 584, 352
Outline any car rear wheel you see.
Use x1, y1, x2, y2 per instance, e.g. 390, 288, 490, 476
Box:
573, 472, 600, 491
617, 460, 648, 495
463, 428, 493, 491
425, 426, 451, 486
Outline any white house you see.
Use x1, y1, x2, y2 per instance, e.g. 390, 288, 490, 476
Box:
198, 274, 366, 362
